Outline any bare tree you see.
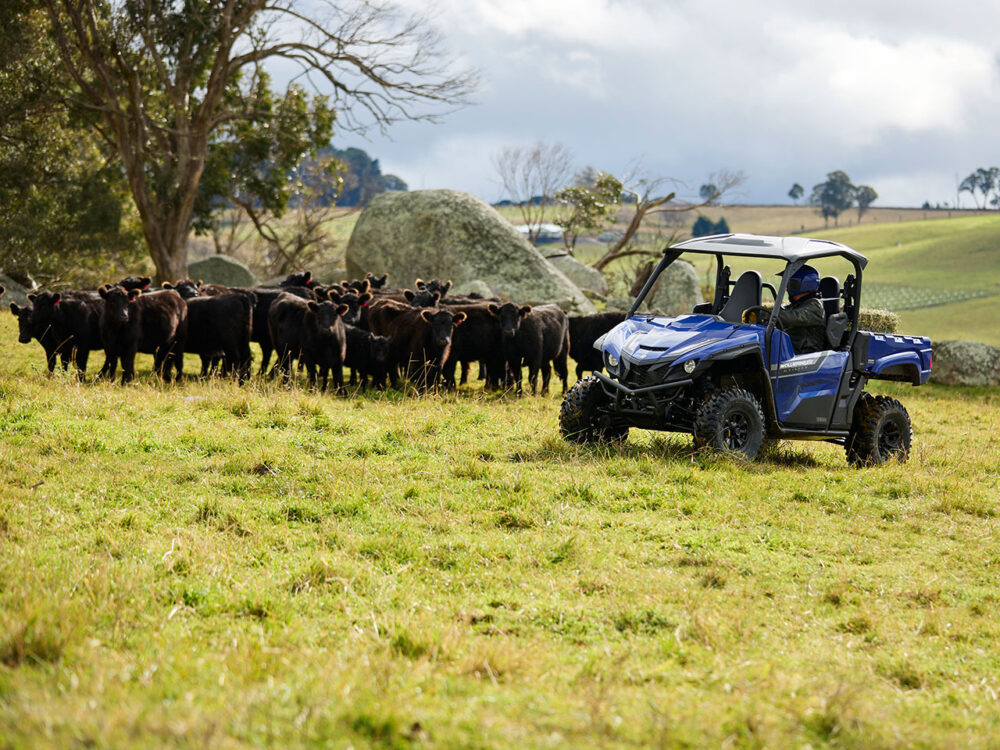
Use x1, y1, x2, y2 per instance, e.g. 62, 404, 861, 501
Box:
232, 157, 352, 277
41, 0, 477, 281
493, 141, 573, 244
591, 169, 744, 272
207, 207, 252, 258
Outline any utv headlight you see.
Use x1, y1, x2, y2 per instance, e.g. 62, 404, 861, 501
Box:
606, 352, 619, 369
683, 359, 697, 374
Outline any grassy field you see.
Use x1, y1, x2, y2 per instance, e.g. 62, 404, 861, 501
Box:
2, 313, 1000, 748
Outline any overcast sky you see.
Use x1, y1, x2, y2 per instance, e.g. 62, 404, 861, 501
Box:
333, 0, 1000, 208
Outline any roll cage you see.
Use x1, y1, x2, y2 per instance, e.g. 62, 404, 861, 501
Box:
628, 233, 869, 361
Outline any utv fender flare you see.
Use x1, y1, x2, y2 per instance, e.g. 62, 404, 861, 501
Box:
699, 346, 780, 430
869, 351, 924, 385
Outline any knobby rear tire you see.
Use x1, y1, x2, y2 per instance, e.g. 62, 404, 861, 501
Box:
846, 393, 912, 467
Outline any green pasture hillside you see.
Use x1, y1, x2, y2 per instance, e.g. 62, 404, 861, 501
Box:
1, 313, 999, 748
809, 214, 1000, 346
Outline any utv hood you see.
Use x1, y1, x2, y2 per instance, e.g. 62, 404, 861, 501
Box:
599, 314, 761, 369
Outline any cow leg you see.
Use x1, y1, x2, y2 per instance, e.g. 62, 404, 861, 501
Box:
153, 346, 170, 382
173, 350, 184, 382
44, 345, 58, 374
259, 342, 273, 375
540, 360, 552, 396
200, 354, 212, 378
121, 349, 136, 384
555, 353, 569, 394
75, 348, 89, 380
60, 349, 72, 372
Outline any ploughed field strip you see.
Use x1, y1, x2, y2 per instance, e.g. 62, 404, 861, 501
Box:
862, 282, 998, 311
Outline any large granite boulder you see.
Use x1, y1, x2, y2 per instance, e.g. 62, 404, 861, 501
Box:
640, 260, 703, 315
930, 340, 1000, 386
345, 190, 595, 313
0, 273, 31, 306
188, 255, 258, 287
539, 247, 609, 298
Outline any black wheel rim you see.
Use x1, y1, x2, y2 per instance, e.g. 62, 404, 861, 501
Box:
878, 418, 904, 456
723, 410, 751, 451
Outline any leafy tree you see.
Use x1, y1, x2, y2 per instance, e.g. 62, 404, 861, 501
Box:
326, 147, 407, 207
493, 141, 573, 244
691, 216, 715, 237
713, 217, 730, 234
699, 183, 718, 203
855, 185, 878, 223
788, 183, 804, 204
958, 167, 999, 209
810, 171, 856, 227
0, 2, 141, 286
554, 172, 623, 252
41, 0, 476, 281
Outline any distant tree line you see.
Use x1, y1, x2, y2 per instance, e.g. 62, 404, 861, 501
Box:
788, 172, 878, 227
958, 167, 1000, 209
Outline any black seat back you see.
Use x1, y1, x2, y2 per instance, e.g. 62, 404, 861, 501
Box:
719, 271, 762, 323
819, 276, 840, 317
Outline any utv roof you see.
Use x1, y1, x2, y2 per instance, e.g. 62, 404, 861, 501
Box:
670, 233, 868, 269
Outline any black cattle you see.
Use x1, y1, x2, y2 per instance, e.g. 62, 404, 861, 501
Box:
370, 306, 466, 390
24, 291, 107, 378
344, 324, 392, 391
490, 302, 569, 395
366, 273, 389, 289
98, 286, 188, 383
268, 292, 349, 390
415, 278, 452, 298
9, 299, 62, 372
183, 292, 256, 380
325, 286, 372, 327
440, 302, 504, 390
568, 311, 628, 380
280, 271, 319, 289
245, 285, 316, 374
116, 276, 152, 292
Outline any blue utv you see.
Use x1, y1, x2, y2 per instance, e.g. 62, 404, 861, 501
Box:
559, 234, 933, 465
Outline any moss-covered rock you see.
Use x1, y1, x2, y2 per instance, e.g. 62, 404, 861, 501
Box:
641, 260, 703, 315
188, 256, 258, 287
345, 190, 595, 313
539, 247, 609, 298
0, 273, 31, 306
930, 340, 1000, 386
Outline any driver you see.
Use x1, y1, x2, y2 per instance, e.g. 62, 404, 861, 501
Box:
747, 265, 826, 354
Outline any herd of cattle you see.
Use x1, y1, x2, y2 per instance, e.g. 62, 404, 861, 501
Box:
1, 275, 627, 394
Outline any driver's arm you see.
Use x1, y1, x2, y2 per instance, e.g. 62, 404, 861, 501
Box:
773, 298, 825, 330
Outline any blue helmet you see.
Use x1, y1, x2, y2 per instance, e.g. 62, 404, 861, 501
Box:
780, 264, 820, 296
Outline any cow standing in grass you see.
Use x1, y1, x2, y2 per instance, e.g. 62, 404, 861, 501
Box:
344, 324, 392, 391
98, 286, 188, 383
268, 292, 349, 391
23, 291, 107, 379
568, 311, 628, 381
490, 303, 570, 395
440, 301, 504, 390
9, 297, 61, 373
369, 304, 466, 390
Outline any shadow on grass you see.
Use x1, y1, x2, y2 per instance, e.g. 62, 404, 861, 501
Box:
508, 433, 824, 470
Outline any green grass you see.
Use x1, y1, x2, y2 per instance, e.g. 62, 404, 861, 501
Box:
2, 314, 1000, 747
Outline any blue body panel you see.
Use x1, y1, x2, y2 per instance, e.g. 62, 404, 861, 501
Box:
865, 333, 933, 384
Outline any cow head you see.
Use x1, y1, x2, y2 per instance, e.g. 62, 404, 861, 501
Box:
368, 333, 392, 364
163, 279, 201, 299
420, 309, 466, 349
325, 289, 371, 326
282, 270, 315, 288
415, 278, 452, 299
404, 288, 440, 308
116, 276, 151, 292
100, 285, 140, 324
9, 301, 41, 344
366, 272, 388, 289
26, 292, 63, 326
488, 303, 532, 339
306, 300, 349, 337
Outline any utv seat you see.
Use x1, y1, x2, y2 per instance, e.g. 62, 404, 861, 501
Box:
719, 271, 762, 323
819, 276, 841, 317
